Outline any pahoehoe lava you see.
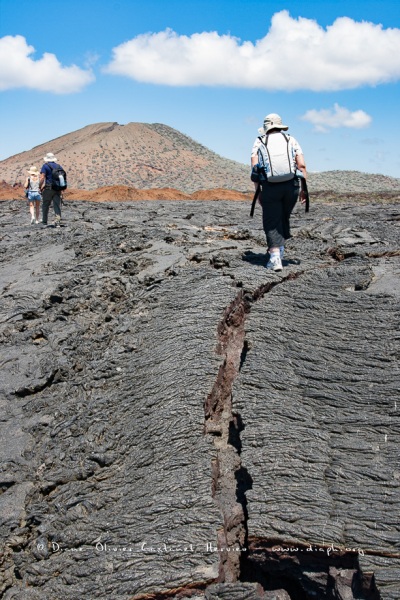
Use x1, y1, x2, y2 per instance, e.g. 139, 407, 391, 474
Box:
0, 197, 399, 599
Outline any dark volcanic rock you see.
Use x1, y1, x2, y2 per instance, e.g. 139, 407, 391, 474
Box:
0, 197, 399, 599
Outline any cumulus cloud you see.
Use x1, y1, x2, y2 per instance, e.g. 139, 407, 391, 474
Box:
103, 11, 400, 91
0, 35, 94, 93
301, 103, 372, 132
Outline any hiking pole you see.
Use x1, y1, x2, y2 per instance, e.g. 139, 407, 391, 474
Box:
301, 178, 310, 213
250, 184, 261, 217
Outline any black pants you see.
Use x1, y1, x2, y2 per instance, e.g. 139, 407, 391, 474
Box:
42, 186, 62, 224
261, 179, 299, 248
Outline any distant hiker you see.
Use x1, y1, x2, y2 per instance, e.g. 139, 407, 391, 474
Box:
250, 113, 307, 271
40, 152, 67, 227
24, 166, 42, 225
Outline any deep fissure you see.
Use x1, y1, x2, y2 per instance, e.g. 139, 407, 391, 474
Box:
204, 273, 302, 584
204, 271, 383, 598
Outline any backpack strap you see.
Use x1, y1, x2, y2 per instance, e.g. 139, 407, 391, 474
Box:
281, 133, 292, 174
264, 134, 271, 181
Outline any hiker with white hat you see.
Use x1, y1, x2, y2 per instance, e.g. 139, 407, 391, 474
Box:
24, 166, 42, 225
250, 113, 307, 271
39, 152, 67, 227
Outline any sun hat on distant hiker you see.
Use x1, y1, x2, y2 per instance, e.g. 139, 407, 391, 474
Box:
258, 113, 289, 135
43, 152, 57, 162
28, 166, 39, 175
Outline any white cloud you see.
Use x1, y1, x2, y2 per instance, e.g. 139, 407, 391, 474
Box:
104, 11, 400, 91
301, 103, 372, 132
0, 35, 95, 93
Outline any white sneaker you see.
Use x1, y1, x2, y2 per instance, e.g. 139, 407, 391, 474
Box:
266, 254, 283, 271
30, 217, 35, 225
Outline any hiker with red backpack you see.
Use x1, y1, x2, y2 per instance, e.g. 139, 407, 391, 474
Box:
39, 152, 67, 227
250, 114, 307, 271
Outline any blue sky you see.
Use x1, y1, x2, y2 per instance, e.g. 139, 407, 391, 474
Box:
1, 0, 400, 178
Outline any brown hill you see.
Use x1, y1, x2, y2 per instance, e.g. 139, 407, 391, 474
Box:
0, 122, 250, 194
1, 122, 400, 195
